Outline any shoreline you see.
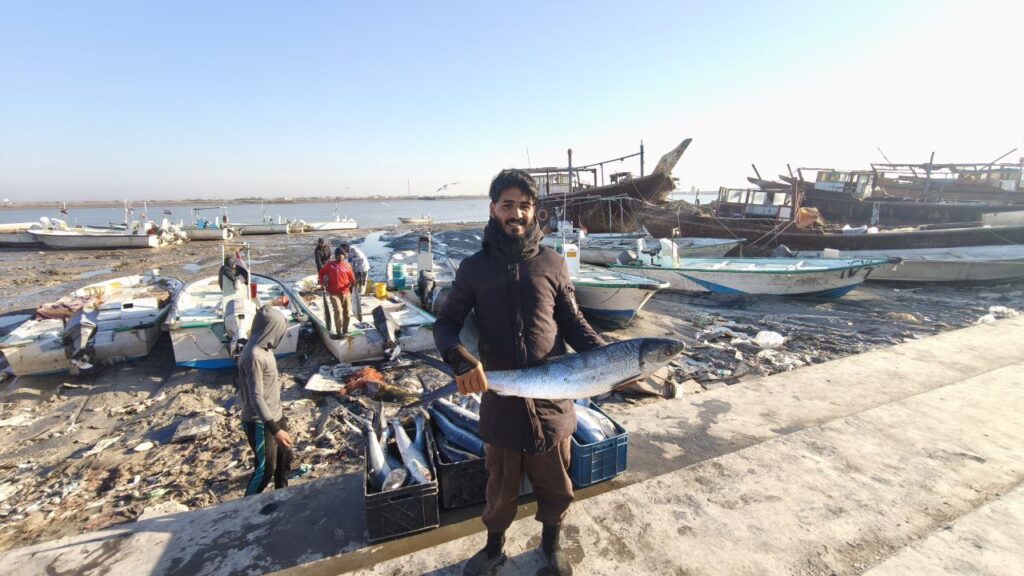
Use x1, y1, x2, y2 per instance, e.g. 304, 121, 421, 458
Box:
0, 195, 488, 211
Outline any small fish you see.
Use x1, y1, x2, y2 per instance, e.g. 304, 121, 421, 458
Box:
391, 419, 433, 484
413, 411, 426, 454
429, 407, 485, 457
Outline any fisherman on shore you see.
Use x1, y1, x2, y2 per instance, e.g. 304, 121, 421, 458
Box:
319, 246, 356, 336
434, 169, 604, 576
314, 238, 332, 276
238, 306, 293, 496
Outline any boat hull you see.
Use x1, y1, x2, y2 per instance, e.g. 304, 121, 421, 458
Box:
235, 224, 290, 235
610, 258, 885, 298
799, 188, 1023, 226
0, 273, 182, 376
184, 228, 232, 241
165, 274, 303, 369
574, 285, 661, 325
0, 231, 42, 246
306, 221, 358, 231
795, 245, 1024, 283
30, 231, 161, 249
640, 205, 1024, 253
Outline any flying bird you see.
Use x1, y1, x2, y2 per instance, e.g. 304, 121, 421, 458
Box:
436, 182, 461, 192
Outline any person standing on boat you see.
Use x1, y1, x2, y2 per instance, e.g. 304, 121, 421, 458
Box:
346, 243, 370, 295
238, 306, 293, 495
314, 238, 332, 276
218, 255, 250, 299
319, 246, 356, 336
434, 169, 603, 576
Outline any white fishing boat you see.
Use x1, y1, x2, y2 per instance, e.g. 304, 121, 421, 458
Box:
385, 234, 457, 313
180, 207, 237, 241
30, 229, 163, 249
399, 214, 433, 225
610, 244, 888, 298
549, 240, 668, 326
235, 204, 291, 235
543, 234, 742, 265
292, 276, 436, 363
164, 272, 303, 369
303, 204, 358, 231
0, 222, 45, 246
0, 271, 184, 376
796, 245, 1024, 283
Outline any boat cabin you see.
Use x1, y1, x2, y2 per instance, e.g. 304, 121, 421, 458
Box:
814, 170, 875, 198
714, 187, 793, 220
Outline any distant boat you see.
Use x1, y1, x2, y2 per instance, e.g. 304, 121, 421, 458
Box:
794, 245, 1024, 284
0, 271, 184, 376
180, 207, 238, 241
399, 214, 433, 225
235, 204, 291, 235
303, 205, 358, 231
292, 275, 436, 363
610, 256, 888, 298
535, 138, 692, 233
164, 273, 303, 369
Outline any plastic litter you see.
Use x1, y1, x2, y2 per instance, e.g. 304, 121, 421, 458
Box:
83, 436, 122, 456
753, 331, 785, 348
133, 441, 155, 453
171, 414, 219, 443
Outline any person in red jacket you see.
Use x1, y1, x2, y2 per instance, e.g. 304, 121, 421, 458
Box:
319, 247, 356, 336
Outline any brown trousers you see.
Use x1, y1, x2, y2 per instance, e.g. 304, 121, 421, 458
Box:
481, 438, 574, 532
328, 292, 351, 334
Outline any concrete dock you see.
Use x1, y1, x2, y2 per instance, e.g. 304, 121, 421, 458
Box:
4, 316, 1023, 575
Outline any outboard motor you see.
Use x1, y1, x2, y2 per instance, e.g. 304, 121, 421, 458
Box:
224, 296, 255, 359
64, 309, 98, 374
415, 269, 437, 311
771, 244, 796, 258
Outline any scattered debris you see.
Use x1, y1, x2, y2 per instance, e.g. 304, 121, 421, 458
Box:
132, 441, 155, 453
170, 414, 219, 443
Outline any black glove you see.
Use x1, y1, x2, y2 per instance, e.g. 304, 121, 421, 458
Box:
445, 345, 480, 376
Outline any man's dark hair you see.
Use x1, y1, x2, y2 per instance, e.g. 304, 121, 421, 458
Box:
334, 247, 344, 257
489, 169, 539, 204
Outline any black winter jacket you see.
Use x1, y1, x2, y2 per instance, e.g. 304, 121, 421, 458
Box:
434, 219, 605, 453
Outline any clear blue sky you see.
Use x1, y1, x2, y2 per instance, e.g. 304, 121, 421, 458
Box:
1, 0, 1020, 201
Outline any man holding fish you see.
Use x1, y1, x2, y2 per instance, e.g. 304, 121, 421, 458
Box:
435, 169, 604, 576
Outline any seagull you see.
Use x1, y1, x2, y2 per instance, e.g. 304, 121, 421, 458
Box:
380, 202, 391, 207
436, 182, 461, 192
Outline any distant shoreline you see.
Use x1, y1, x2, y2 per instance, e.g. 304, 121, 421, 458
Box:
0, 195, 488, 211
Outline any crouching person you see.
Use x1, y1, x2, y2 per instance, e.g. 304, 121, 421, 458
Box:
238, 306, 294, 495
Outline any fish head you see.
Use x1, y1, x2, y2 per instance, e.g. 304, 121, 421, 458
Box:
638, 338, 686, 377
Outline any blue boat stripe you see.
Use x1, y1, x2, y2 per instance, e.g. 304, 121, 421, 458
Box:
679, 274, 746, 295
246, 422, 267, 495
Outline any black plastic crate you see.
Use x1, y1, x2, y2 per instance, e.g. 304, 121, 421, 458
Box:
569, 401, 628, 488
428, 416, 533, 510
429, 419, 488, 509
364, 420, 440, 542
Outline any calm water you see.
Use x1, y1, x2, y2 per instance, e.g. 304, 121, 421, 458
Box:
0, 197, 491, 228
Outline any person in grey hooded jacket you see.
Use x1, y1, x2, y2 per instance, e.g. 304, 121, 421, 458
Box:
238, 306, 294, 495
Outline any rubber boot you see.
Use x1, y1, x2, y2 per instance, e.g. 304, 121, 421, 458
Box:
463, 532, 507, 576
541, 524, 573, 576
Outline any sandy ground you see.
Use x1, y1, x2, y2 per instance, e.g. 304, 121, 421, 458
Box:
0, 224, 1022, 552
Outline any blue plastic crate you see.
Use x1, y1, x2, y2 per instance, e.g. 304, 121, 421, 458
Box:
569, 401, 628, 488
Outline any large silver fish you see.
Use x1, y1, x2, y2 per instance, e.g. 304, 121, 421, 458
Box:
413, 338, 684, 405
428, 406, 485, 456
391, 419, 433, 484
363, 419, 407, 492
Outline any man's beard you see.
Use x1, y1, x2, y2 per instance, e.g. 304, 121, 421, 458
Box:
503, 216, 530, 237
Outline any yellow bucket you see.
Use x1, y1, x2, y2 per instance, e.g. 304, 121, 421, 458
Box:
374, 282, 388, 299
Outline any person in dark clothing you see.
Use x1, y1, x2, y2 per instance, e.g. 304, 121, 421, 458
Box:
238, 306, 294, 495
434, 169, 604, 576
314, 238, 332, 276
218, 255, 250, 296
